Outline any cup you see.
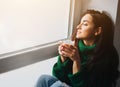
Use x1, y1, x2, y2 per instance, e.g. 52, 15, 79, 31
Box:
59, 40, 74, 46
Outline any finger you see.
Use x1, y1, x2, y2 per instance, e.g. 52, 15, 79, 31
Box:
58, 45, 71, 57
58, 45, 64, 52
61, 43, 71, 49
58, 45, 63, 55
58, 41, 63, 45
62, 44, 76, 52
62, 46, 72, 54
62, 50, 75, 59
58, 49, 61, 54
61, 51, 69, 57
58, 50, 67, 57
69, 45, 75, 49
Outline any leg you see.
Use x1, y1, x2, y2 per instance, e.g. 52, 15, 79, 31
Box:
35, 75, 58, 87
50, 81, 71, 87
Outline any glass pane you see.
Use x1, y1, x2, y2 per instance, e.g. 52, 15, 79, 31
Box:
0, 0, 70, 54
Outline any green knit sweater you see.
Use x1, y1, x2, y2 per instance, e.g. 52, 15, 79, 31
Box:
52, 40, 96, 87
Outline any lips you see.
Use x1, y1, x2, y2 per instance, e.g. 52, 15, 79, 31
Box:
76, 30, 81, 37
76, 31, 81, 38
77, 30, 81, 34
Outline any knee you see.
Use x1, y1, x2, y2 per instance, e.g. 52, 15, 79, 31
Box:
36, 75, 58, 87
35, 75, 49, 87
37, 75, 50, 83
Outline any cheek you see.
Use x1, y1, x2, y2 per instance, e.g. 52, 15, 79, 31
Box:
76, 29, 95, 39
85, 28, 95, 34
84, 29, 96, 38
85, 26, 95, 34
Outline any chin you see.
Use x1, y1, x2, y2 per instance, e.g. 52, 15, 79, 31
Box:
76, 36, 81, 39
76, 35, 83, 40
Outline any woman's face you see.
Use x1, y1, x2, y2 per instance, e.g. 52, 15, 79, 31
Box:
76, 14, 96, 40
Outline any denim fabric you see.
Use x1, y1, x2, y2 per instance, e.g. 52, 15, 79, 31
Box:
50, 81, 71, 87
35, 75, 71, 87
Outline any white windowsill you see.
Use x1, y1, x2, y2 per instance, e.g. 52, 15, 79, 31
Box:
0, 57, 57, 87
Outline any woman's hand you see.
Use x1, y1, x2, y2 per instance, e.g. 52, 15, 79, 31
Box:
58, 42, 80, 62
58, 41, 81, 74
58, 42, 67, 62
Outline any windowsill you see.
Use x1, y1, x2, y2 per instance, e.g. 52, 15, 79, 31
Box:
0, 42, 59, 73
0, 57, 57, 87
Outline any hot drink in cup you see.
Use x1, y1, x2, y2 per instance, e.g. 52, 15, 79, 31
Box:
59, 40, 74, 46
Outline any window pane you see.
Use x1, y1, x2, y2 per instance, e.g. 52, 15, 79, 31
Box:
0, 0, 70, 55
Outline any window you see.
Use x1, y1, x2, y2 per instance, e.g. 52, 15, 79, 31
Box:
0, 0, 75, 56
0, 0, 82, 73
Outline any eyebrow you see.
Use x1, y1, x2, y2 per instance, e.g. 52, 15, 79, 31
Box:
81, 20, 90, 23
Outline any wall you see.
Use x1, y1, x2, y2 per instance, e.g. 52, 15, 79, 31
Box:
81, 0, 118, 23
114, 0, 120, 71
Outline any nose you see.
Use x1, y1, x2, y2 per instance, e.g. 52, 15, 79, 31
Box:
76, 23, 81, 29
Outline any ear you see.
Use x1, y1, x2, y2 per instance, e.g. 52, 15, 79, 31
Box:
94, 27, 102, 36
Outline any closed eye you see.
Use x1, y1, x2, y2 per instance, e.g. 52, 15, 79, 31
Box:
83, 23, 88, 26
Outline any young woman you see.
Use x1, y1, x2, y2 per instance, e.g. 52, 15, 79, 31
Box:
36, 10, 119, 87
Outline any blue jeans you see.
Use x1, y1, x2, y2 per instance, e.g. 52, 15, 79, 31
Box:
35, 75, 71, 87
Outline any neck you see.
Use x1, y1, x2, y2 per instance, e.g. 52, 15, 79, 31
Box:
83, 39, 95, 46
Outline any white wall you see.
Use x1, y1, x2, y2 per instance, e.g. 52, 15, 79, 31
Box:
81, 0, 119, 23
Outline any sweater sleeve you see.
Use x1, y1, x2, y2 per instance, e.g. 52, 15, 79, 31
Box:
52, 56, 72, 84
52, 55, 88, 87
68, 69, 87, 87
